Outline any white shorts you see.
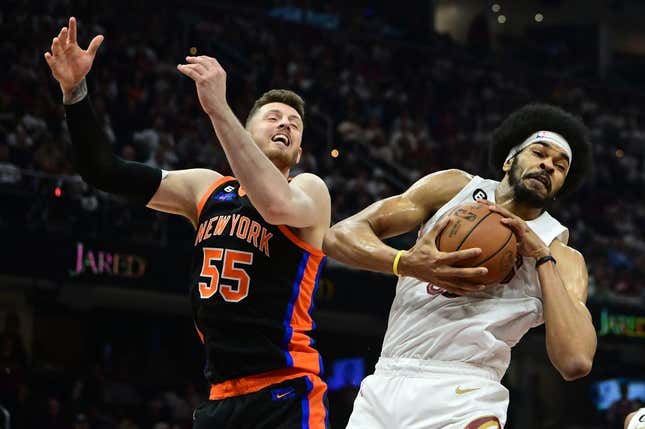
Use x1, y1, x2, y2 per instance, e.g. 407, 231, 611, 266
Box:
627, 408, 645, 429
346, 358, 509, 429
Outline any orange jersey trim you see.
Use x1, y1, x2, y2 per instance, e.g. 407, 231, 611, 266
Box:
285, 253, 324, 373
209, 368, 315, 400
196, 176, 235, 220
278, 225, 325, 257
305, 375, 328, 429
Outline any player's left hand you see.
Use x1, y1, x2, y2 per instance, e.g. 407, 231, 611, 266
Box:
177, 55, 228, 117
477, 200, 551, 259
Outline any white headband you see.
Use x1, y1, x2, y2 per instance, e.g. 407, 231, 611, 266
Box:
505, 130, 573, 165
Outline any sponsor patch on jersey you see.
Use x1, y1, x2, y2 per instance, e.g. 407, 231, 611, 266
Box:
214, 192, 237, 201
473, 189, 488, 201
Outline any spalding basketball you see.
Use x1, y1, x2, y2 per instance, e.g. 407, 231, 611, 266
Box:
436, 202, 517, 285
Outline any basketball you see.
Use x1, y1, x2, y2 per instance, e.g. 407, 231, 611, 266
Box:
436, 202, 517, 285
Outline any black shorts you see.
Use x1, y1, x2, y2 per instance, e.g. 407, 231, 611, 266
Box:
193, 375, 329, 429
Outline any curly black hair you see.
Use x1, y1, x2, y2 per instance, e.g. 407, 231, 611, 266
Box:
489, 103, 592, 200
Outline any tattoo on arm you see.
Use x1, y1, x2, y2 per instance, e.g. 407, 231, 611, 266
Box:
63, 79, 88, 105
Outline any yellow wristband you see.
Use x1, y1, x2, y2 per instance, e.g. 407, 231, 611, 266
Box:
393, 250, 405, 277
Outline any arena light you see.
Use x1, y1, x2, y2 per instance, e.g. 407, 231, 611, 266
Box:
491, 3, 501, 13
189, 47, 197, 55
497, 14, 506, 24
330, 149, 340, 158
615, 149, 624, 158
54, 186, 62, 198
535, 13, 544, 23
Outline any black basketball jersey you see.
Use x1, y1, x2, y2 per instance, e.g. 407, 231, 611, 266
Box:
189, 176, 326, 385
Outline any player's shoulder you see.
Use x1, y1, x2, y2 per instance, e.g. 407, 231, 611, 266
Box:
418, 169, 473, 187
290, 172, 329, 193
405, 169, 474, 211
551, 239, 585, 264
410, 169, 473, 196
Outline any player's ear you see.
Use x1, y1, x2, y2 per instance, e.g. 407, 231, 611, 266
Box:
502, 158, 512, 173
296, 147, 302, 164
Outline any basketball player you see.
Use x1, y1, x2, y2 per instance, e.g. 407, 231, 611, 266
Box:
626, 408, 645, 429
323, 104, 597, 428
45, 17, 332, 428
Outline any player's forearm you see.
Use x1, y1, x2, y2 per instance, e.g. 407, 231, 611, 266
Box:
539, 263, 596, 380
208, 107, 293, 217
324, 221, 399, 274
64, 82, 161, 204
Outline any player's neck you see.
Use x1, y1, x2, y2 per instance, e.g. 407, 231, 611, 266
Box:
495, 181, 544, 221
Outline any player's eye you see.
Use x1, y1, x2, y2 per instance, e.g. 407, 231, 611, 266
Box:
290, 123, 299, 130
556, 164, 566, 172
532, 150, 544, 158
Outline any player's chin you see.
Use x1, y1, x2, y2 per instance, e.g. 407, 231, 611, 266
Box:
265, 150, 298, 169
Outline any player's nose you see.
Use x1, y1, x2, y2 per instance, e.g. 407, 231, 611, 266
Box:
539, 159, 555, 174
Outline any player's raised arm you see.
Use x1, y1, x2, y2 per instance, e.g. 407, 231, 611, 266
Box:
45, 18, 220, 226
177, 56, 330, 229
323, 169, 489, 295
486, 202, 596, 380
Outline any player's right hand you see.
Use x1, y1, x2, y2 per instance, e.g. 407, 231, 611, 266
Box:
398, 215, 488, 295
44, 17, 104, 92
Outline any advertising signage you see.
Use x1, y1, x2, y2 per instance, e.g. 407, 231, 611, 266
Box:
1, 233, 190, 293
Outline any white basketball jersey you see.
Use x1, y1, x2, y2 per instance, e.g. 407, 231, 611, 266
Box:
380, 176, 569, 380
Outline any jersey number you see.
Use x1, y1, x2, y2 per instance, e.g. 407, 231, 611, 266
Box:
198, 248, 253, 302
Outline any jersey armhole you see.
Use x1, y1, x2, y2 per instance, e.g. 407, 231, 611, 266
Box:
277, 225, 325, 257
196, 176, 235, 220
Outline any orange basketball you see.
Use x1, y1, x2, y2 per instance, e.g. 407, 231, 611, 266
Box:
436, 202, 517, 285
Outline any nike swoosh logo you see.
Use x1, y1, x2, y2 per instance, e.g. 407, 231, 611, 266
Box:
455, 386, 481, 395
272, 387, 296, 400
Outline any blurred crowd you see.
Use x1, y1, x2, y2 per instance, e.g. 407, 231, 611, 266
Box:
2, 2, 644, 296
0, 311, 207, 429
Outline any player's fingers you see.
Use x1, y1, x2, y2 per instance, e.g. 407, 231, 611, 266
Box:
427, 215, 451, 241
487, 204, 518, 220
205, 55, 223, 69
177, 64, 203, 80
434, 265, 488, 279
87, 35, 104, 57
186, 56, 211, 70
44, 52, 54, 66
69, 17, 77, 44
59, 27, 69, 46
436, 247, 482, 265
500, 218, 525, 238
52, 37, 62, 56
182, 62, 207, 76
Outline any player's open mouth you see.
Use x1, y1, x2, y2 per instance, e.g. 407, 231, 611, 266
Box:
526, 174, 550, 191
271, 133, 290, 147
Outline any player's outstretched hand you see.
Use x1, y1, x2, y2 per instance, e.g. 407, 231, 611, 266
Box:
477, 200, 550, 259
177, 56, 228, 117
44, 17, 104, 93
398, 215, 489, 296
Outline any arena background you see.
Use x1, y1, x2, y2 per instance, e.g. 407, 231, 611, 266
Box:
1, 0, 644, 428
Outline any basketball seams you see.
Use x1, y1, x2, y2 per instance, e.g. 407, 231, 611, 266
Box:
476, 229, 514, 266
455, 210, 493, 251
